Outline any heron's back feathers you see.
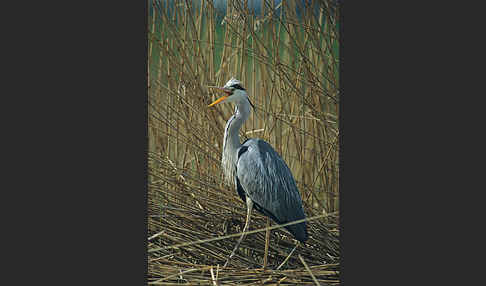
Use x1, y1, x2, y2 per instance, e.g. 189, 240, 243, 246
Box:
235, 139, 308, 242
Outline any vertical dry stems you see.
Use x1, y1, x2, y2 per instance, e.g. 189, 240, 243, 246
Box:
150, 0, 339, 215
148, 0, 340, 281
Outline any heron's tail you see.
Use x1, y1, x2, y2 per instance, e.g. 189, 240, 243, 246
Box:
286, 221, 308, 242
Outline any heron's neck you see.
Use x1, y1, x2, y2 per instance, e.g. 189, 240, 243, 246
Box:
224, 105, 249, 150
222, 102, 250, 185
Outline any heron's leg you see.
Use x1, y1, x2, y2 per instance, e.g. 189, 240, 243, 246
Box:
224, 197, 253, 267
263, 217, 271, 270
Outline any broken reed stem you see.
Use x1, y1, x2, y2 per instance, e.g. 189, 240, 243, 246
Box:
299, 254, 321, 286
263, 217, 271, 270
210, 266, 219, 286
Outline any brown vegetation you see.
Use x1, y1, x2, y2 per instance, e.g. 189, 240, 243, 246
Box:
148, 0, 340, 284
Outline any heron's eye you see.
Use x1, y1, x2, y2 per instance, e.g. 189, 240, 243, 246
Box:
231, 84, 245, 91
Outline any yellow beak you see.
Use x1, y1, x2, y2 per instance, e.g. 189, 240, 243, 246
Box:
207, 86, 232, 107
208, 95, 228, 107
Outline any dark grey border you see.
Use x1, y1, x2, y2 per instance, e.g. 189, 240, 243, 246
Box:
10, 0, 148, 284
339, 1, 470, 284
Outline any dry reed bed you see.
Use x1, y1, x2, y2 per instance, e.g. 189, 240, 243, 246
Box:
148, 0, 340, 283
148, 153, 339, 284
149, 263, 339, 285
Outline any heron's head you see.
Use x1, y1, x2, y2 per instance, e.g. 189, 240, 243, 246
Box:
208, 77, 254, 108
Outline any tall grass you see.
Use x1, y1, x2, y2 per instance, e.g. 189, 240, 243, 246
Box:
148, 0, 340, 282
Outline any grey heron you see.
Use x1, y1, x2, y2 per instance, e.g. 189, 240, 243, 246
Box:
208, 77, 308, 268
